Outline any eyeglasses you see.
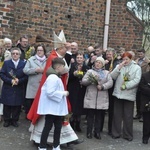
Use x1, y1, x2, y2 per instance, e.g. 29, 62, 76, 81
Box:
12, 53, 19, 55
21, 41, 28, 43
37, 50, 44, 52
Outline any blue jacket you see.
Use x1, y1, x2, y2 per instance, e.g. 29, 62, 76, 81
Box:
0, 59, 28, 106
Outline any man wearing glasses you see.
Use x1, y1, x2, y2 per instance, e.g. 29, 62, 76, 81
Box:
17, 35, 34, 60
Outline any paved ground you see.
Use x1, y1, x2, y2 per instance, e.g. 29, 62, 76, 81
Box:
0, 112, 150, 150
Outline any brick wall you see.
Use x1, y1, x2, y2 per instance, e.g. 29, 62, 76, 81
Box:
109, 0, 144, 51
0, 0, 14, 38
0, 0, 143, 51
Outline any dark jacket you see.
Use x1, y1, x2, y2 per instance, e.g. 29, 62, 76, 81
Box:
68, 62, 89, 115
139, 71, 150, 112
105, 57, 119, 71
65, 52, 72, 66
0, 59, 28, 106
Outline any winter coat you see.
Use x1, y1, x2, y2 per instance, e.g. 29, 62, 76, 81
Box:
68, 62, 89, 115
82, 68, 113, 110
105, 57, 119, 71
139, 71, 150, 112
111, 61, 141, 101
23, 55, 46, 98
37, 67, 68, 116
0, 59, 28, 106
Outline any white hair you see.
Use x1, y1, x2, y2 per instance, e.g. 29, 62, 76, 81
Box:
4, 38, 12, 44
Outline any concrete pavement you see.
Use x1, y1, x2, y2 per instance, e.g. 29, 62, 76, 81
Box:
0, 112, 150, 150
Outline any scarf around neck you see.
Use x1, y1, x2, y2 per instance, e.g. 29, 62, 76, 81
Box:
35, 54, 46, 62
93, 67, 106, 79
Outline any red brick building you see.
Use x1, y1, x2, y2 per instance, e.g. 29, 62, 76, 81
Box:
0, 0, 144, 51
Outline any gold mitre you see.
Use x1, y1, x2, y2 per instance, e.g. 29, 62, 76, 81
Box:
53, 30, 66, 49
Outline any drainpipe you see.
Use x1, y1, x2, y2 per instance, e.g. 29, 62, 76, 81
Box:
103, 0, 111, 52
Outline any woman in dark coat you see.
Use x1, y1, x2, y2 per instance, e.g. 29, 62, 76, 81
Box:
0, 47, 28, 127
68, 52, 89, 132
139, 65, 150, 144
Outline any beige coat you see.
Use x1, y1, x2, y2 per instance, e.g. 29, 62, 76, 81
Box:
23, 56, 46, 98
82, 69, 113, 110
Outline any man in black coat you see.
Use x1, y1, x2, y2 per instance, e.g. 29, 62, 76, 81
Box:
139, 64, 150, 144
105, 48, 119, 135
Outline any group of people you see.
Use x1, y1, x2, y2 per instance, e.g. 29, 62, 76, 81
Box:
0, 30, 150, 150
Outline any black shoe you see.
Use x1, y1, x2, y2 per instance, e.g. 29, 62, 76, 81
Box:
87, 133, 92, 139
142, 140, 148, 144
139, 117, 143, 122
94, 133, 101, 139
124, 137, 133, 141
108, 132, 112, 136
133, 114, 141, 119
112, 136, 120, 139
11, 121, 19, 127
3, 122, 10, 127
69, 139, 84, 145
76, 125, 82, 132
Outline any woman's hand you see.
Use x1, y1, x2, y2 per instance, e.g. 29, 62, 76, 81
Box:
73, 70, 78, 76
118, 61, 126, 70
14, 78, 19, 85
97, 85, 102, 91
35, 67, 44, 73
11, 78, 19, 86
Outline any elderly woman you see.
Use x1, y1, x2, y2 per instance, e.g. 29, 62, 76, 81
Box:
82, 57, 113, 139
23, 44, 47, 115
111, 52, 141, 141
4, 37, 12, 61
0, 47, 28, 127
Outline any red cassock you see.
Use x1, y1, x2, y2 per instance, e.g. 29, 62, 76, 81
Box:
27, 50, 71, 124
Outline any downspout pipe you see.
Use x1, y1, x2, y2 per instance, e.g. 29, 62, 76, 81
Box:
103, 0, 111, 51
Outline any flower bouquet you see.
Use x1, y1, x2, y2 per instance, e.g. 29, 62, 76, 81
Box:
76, 70, 84, 79
9, 69, 16, 87
87, 72, 99, 85
25, 46, 34, 60
121, 72, 130, 90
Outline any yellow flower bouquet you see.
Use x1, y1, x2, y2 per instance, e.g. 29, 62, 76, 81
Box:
121, 72, 130, 90
76, 70, 84, 79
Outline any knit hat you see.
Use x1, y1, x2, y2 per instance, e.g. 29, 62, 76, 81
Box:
95, 57, 105, 66
53, 30, 66, 49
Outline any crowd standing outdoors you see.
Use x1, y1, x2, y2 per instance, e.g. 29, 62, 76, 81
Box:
0, 30, 150, 150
